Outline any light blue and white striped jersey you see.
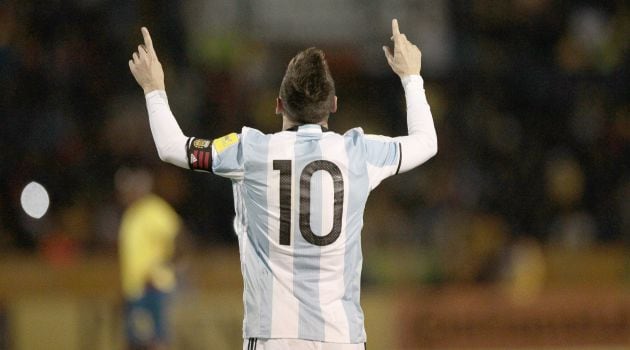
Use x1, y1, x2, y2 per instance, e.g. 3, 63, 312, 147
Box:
209, 124, 401, 343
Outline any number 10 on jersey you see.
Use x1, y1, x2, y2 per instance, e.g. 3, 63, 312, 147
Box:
273, 159, 344, 247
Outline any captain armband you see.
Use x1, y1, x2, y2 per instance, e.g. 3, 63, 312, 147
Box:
187, 138, 213, 172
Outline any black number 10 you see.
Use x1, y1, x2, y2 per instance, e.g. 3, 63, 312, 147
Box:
272, 159, 344, 247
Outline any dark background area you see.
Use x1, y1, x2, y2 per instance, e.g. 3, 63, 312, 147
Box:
0, 0, 628, 284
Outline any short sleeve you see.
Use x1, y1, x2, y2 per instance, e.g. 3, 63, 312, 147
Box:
364, 134, 402, 189
211, 132, 244, 179
186, 132, 244, 179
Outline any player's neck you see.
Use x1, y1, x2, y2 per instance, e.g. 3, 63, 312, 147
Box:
282, 116, 328, 131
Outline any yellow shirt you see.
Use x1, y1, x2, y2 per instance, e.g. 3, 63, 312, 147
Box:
119, 194, 181, 299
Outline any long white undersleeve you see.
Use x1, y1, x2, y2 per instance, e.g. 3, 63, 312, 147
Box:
394, 75, 438, 173
145, 90, 190, 168
144, 76, 436, 172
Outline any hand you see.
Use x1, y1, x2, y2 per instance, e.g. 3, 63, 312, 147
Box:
382, 19, 421, 77
129, 27, 165, 94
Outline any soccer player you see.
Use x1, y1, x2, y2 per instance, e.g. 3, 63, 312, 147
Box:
129, 19, 437, 350
116, 166, 182, 350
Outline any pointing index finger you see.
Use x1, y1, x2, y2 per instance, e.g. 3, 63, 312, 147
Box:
141, 27, 153, 50
392, 19, 400, 37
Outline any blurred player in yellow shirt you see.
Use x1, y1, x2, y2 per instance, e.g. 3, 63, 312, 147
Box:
116, 166, 181, 350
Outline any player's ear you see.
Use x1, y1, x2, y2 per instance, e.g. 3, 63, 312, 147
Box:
276, 97, 284, 115
330, 96, 338, 113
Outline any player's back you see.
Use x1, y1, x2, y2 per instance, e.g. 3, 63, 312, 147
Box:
220, 124, 400, 343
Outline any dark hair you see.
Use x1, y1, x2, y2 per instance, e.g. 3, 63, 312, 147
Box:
279, 47, 336, 124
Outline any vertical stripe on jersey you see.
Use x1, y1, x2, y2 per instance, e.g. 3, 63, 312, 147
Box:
241, 131, 273, 337
319, 134, 351, 341
233, 181, 250, 338
293, 128, 325, 340
268, 132, 300, 337
342, 134, 369, 342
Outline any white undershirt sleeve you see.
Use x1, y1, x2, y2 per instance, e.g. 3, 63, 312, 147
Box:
145, 90, 190, 169
393, 75, 438, 173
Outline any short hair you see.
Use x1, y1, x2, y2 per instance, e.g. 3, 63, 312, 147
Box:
279, 47, 336, 124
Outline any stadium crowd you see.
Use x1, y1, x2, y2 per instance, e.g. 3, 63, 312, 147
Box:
0, 0, 627, 284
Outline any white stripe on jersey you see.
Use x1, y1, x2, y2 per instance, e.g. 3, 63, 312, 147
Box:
267, 131, 300, 337
233, 181, 249, 332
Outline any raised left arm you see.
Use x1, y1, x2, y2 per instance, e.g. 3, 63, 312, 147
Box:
129, 27, 189, 168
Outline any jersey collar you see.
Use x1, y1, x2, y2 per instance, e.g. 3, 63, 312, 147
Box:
286, 124, 329, 133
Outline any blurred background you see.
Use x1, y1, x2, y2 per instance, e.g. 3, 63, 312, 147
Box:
0, 0, 629, 349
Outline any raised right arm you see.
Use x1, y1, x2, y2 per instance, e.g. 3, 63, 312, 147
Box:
382, 19, 438, 173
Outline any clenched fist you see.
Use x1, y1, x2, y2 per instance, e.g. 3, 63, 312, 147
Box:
382, 19, 421, 77
129, 27, 165, 94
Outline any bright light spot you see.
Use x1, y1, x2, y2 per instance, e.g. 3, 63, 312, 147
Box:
20, 181, 50, 219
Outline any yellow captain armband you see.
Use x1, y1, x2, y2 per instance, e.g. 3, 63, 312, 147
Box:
213, 133, 239, 154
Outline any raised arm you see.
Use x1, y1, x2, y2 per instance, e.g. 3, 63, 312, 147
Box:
382, 19, 437, 173
129, 27, 189, 168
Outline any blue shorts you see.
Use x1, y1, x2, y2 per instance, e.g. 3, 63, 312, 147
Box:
124, 285, 169, 347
